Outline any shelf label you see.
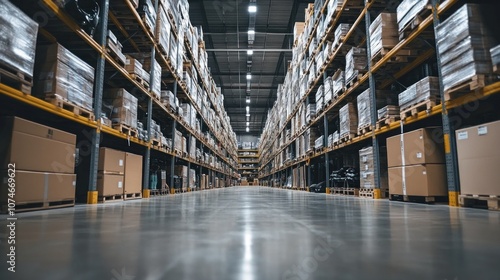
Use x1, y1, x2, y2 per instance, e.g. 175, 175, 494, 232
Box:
478, 126, 488, 136
119, 160, 124, 167
457, 131, 468, 140
118, 182, 123, 188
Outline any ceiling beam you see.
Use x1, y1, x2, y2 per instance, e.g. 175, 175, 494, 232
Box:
206, 49, 292, 52
220, 85, 279, 90
212, 72, 285, 77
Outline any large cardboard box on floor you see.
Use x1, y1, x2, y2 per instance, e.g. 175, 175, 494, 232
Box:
0, 171, 76, 211
0, 116, 76, 174
98, 147, 125, 174
456, 120, 500, 196
124, 152, 143, 195
388, 164, 448, 196
387, 127, 445, 167
97, 173, 124, 196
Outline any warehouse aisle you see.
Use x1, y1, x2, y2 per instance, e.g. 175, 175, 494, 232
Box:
2, 187, 500, 280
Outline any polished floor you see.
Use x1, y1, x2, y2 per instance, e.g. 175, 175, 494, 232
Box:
1, 186, 500, 280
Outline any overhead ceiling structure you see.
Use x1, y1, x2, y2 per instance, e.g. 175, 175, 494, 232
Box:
189, 0, 311, 135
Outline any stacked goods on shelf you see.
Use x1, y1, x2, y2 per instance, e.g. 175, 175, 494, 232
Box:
97, 148, 125, 198
377, 105, 400, 120
327, 0, 344, 25
357, 89, 396, 131
398, 76, 440, 112
339, 103, 357, 138
359, 146, 388, 191
138, 0, 157, 35
456, 121, 500, 198
436, 4, 493, 97
107, 30, 126, 65
332, 69, 345, 99
345, 47, 367, 86
333, 23, 351, 48
0, 0, 38, 89
306, 103, 316, 123
397, 0, 431, 35
103, 88, 138, 131
124, 152, 143, 198
173, 129, 183, 153
316, 85, 324, 114
387, 128, 447, 198
369, 13, 399, 60
35, 43, 95, 111
0, 117, 77, 212
324, 76, 333, 105
189, 169, 196, 189
180, 103, 196, 128
314, 135, 325, 150
160, 90, 177, 111
294, 22, 305, 45
305, 128, 320, 153
492, 45, 500, 73
189, 138, 196, 159
155, 2, 171, 55
149, 59, 161, 100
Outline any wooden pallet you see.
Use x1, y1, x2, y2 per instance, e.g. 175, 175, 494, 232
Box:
400, 98, 438, 119
106, 40, 126, 66
390, 194, 447, 204
339, 133, 355, 143
494, 64, 500, 74
357, 125, 373, 136
45, 94, 95, 120
0, 64, 32, 94
459, 194, 500, 211
444, 74, 490, 101
399, 5, 433, 40
124, 192, 142, 200
371, 47, 414, 64
130, 73, 150, 89
359, 188, 388, 199
376, 115, 400, 129
98, 194, 124, 203
342, 188, 359, 196
345, 72, 366, 89
5, 199, 74, 213
112, 123, 138, 137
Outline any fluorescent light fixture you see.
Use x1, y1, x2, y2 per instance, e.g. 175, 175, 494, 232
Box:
246, 122, 250, 126
246, 98, 251, 104
246, 113, 251, 117
247, 50, 254, 55
246, 127, 250, 132
246, 73, 252, 80
246, 106, 250, 112
248, 29, 255, 35
248, 5, 257, 13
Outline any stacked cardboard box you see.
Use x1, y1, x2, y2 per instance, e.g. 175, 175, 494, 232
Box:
316, 85, 324, 114
107, 30, 126, 65
436, 4, 493, 93
332, 69, 344, 99
339, 103, 357, 138
456, 120, 500, 196
36, 43, 94, 110
0, 117, 76, 212
369, 13, 399, 60
345, 47, 367, 85
492, 45, 500, 72
104, 88, 138, 129
189, 138, 196, 159
314, 135, 324, 150
377, 105, 400, 120
138, 0, 157, 35
359, 146, 388, 190
333, 23, 351, 48
155, 2, 171, 55
398, 76, 440, 111
189, 169, 196, 189
124, 152, 143, 196
0, 1, 38, 80
174, 165, 188, 190
397, 0, 431, 33
358, 89, 396, 129
98, 148, 125, 197
387, 128, 447, 197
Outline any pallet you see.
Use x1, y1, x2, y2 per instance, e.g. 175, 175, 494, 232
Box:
345, 72, 365, 89
130, 73, 150, 89
398, 5, 432, 40
98, 194, 124, 203
0, 64, 33, 94
342, 188, 359, 196
359, 188, 388, 199
106, 40, 126, 66
339, 133, 355, 143
45, 94, 95, 120
400, 98, 438, 119
6, 199, 74, 213
494, 64, 500, 74
390, 194, 447, 204
357, 125, 373, 136
459, 194, 500, 211
124, 192, 142, 200
112, 123, 138, 137
376, 115, 400, 129
371, 47, 413, 64
444, 74, 490, 101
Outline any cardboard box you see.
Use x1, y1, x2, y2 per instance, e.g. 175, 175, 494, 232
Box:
456, 120, 500, 196
97, 173, 124, 196
201, 174, 206, 190
387, 127, 445, 168
388, 164, 447, 196
98, 148, 125, 174
1, 170, 76, 207
124, 152, 143, 194
125, 55, 144, 76
0, 116, 76, 173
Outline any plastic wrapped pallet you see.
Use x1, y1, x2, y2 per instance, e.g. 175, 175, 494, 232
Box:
35, 43, 95, 110
339, 103, 357, 137
359, 146, 388, 189
150, 59, 161, 100
324, 77, 333, 105
358, 89, 397, 128
327, 0, 344, 22
333, 23, 351, 47
397, 0, 430, 33
161, 90, 176, 110
332, 69, 344, 98
316, 85, 324, 114
345, 47, 367, 85
436, 4, 493, 92
315, 135, 324, 150
369, 13, 399, 60
492, 45, 500, 68
398, 76, 440, 110
155, 3, 171, 55
104, 88, 138, 129
0, 0, 38, 78
378, 105, 400, 120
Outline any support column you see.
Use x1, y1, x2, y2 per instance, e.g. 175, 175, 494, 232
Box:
170, 82, 178, 194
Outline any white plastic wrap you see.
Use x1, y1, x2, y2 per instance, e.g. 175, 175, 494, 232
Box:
104, 88, 138, 129
357, 89, 371, 129
314, 135, 324, 150
0, 0, 38, 78
345, 47, 367, 84
359, 146, 375, 189
396, 0, 430, 32
377, 105, 400, 120
334, 23, 351, 47
339, 103, 357, 137
324, 77, 333, 104
316, 85, 324, 114
398, 76, 439, 110
332, 69, 344, 98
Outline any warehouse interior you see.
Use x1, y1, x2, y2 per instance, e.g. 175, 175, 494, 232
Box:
1, 0, 500, 279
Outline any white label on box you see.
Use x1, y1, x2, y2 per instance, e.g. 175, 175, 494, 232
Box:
118, 181, 123, 188
422, 171, 427, 175
416, 152, 422, 159
478, 126, 488, 136
365, 164, 368, 171
119, 160, 124, 167
457, 131, 468, 140
72, 181, 76, 187
362, 173, 367, 179
362, 156, 367, 162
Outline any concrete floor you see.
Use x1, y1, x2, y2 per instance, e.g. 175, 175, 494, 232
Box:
1, 186, 500, 280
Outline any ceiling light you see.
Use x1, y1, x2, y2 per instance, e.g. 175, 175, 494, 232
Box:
248, 29, 255, 35
246, 98, 251, 104
246, 106, 250, 112
246, 73, 252, 80
246, 122, 250, 126
247, 50, 254, 55
246, 113, 251, 117
246, 127, 250, 132
248, 5, 257, 13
